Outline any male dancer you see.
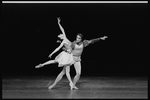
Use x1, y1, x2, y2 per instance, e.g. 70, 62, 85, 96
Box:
70, 33, 107, 89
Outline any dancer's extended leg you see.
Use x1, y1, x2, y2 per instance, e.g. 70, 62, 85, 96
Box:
48, 67, 66, 89
35, 60, 56, 68
73, 61, 81, 88
42, 60, 56, 66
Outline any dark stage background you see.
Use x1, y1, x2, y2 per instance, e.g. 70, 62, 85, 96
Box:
2, 3, 148, 77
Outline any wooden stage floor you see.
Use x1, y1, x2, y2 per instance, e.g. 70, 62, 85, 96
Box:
2, 76, 148, 99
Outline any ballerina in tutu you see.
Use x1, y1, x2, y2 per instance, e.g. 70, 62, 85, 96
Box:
35, 17, 77, 89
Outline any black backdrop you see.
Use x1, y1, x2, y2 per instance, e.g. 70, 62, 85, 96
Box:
2, 3, 148, 77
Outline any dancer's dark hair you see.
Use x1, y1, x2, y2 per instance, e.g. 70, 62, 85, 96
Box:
77, 33, 83, 40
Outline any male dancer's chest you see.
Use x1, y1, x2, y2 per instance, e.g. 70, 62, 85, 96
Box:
72, 43, 84, 57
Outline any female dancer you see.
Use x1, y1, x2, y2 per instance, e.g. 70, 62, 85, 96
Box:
35, 18, 76, 90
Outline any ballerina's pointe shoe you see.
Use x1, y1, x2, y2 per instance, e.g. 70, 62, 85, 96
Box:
35, 65, 39, 68
69, 83, 74, 90
48, 85, 54, 89
73, 85, 79, 89
69, 83, 79, 90
35, 64, 42, 68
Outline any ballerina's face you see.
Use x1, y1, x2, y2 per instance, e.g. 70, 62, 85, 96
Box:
58, 34, 64, 40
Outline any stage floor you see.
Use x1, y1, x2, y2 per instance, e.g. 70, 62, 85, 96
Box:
2, 76, 148, 99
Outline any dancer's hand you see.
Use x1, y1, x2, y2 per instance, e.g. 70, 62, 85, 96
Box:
57, 17, 61, 23
100, 36, 108, 40
48, 54, 53, 58
57, 40, 61, 43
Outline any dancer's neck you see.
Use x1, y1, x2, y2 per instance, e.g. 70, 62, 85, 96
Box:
75, 41, 82, 45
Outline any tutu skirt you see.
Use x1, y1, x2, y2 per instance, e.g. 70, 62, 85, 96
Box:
55, 51, 75, 67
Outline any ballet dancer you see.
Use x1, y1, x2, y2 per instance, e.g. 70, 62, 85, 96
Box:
70, 33, 108, 89
35, 18, 76, 89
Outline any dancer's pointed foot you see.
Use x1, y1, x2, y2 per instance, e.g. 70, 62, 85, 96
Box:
48, 84, 55, 89
69, 83, 78, 90
69, 83, 74, 90
73, 85, 79, 89
35, 64, 42, 68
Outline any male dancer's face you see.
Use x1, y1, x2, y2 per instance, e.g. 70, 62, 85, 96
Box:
76, 35, 82, 43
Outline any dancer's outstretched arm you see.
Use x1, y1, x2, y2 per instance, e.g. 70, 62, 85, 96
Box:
49, 41, 64, 58
89, 36, 108, 44
57, 17, 70, 42
35, 42, 64, 68
83, 36, 108, 47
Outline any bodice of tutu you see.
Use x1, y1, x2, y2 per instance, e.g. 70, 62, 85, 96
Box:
63, 40, 72, 53
55, 40, 75, 67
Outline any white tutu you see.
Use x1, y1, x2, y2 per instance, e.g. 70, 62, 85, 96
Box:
55, 51, 75, 67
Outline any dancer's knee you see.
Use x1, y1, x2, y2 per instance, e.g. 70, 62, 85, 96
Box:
61, 69, 66, 75
62, 70, 66, 75
76, 72, 81, 76
66, 71, 71, 77
76, 69, 81, 76
66, 71, 70, 76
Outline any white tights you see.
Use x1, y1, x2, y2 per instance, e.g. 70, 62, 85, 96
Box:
73, 61, 81, 86
48, 66, 73, 89
41, 60, 56, 66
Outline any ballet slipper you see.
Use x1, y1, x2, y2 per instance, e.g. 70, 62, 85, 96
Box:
35, 64, 42, 68
69, 83, 74, 90
35, 65, 39, 68
73, 85, 79, 89
48, 84, 55, 89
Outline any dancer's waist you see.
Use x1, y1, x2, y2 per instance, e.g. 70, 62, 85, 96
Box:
63, 49, 72, 54
62, 47, 72, 53
73, 56, 81, 62
73, 54, 81, 57
72, 50, 82, 57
